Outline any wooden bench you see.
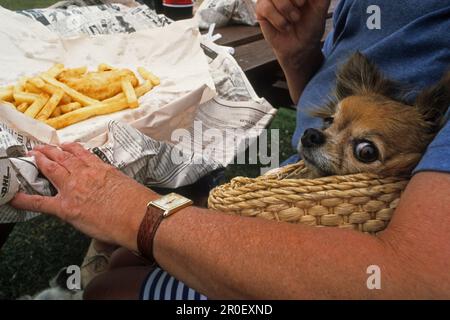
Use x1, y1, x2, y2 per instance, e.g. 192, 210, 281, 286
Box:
212, 0, 339, 108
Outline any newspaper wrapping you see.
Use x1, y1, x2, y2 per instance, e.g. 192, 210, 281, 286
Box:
195, 0, 258, 29
0, 1, 276, 223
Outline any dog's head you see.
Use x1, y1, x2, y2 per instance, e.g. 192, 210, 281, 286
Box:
299, 52, 450, 177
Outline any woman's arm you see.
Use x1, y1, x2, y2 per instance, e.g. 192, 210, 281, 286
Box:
10, 144, 450, 299
153, 172, 450, 299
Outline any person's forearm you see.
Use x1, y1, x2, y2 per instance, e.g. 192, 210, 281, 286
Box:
153, 172, 450, 299
10, 144, 449, 299
154, 207, 406, 299
278, 46, 324, 104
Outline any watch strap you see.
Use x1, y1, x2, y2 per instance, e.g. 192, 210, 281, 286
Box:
137, 204, 165, 263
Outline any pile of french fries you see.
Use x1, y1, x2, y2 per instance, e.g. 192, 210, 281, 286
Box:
0, 64, 160, 129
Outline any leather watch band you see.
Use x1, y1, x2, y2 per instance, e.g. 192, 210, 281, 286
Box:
137, 204, 165, 263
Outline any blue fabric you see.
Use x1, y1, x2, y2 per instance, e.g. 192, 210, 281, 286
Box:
414, 114, 450, 174
291, 0, 450, 173
140, 267, 207, 300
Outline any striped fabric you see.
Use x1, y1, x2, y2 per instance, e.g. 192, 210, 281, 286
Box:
140, 268, 208, 300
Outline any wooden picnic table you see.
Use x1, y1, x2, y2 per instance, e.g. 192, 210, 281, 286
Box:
210, 0, 339, 108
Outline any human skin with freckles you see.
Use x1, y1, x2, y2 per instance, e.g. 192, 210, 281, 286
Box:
9, 143, 450, 299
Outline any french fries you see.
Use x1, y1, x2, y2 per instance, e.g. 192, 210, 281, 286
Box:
29, 78, 72, 105
51, 106, 62, 117
29, 77, 45, 88
17, 102, 29, 113
24, 82, 42, 94
137, 67, 160, 86
98, 63, 114, 72
13, 92, 40, 104
121, 78, 138, 108
40, 74, 99, 106
45, 64, 65, 78
36, 89, 64, 121
46, 99, 130, 129
0, 87, 13, 102
60, 102, 82, 114
13, 78, 26, 96
24, 94, 49, 118
46, 81, 153, 129
0, 63, 160, 129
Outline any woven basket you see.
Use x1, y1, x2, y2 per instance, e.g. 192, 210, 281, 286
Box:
208, 161, 410, 234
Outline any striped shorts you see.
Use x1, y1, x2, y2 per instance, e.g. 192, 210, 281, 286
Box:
140, 267, 208, 300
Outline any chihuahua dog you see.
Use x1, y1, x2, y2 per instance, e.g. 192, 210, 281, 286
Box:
299, 52, 449, 178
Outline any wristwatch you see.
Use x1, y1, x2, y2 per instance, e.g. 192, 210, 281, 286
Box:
137, 192, 193, 262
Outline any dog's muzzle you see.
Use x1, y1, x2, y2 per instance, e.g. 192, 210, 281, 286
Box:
301, 128, 325, 148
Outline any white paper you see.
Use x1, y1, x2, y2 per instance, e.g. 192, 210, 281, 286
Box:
0, 2, 277, 224
195, 0, 258, 29
0, 7, 216, 145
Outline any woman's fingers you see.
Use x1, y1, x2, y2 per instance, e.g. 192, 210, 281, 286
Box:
34, 144, 86, 173
258, 19, 278, 43
32, 150, 69, 188
60, 142, 104, 167
293, 0, 306, 8
272, 0, 301, 23
10, 193, 60, 215
309, 0, 332, 17
256, 0, 290, 32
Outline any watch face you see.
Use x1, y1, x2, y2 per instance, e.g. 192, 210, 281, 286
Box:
152, 193, 193, 214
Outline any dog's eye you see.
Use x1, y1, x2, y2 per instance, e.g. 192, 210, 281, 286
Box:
354, 141, 379, 163
323, 117, 334, 128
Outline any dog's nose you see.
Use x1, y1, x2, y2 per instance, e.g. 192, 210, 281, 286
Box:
301, 128, 325, 148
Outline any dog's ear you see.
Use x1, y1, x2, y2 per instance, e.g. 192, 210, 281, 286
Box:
414, 71, 450, 132
335, 52, 402, 100
382, 153, 424, 176
310, 100, 336, 118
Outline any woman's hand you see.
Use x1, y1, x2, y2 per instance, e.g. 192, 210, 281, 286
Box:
256, 0, 330, 63
10, 143, 156, 251
256, 0, 330, 103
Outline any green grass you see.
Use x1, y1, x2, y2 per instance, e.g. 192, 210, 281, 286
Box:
0, 0, 60, 10
0, 107, 297, 299
225, 107, 297, 179
0, 216, 90, 299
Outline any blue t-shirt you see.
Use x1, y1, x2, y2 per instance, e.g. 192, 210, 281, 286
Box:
287, 0, 450, 174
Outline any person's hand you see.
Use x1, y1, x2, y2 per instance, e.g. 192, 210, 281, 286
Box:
10, 143, 157, 251
256, 0, 331, 63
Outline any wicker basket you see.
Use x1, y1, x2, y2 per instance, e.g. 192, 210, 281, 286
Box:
208, 161, 410, 234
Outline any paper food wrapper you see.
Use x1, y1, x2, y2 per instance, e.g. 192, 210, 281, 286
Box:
0, 120, 223, 223
195, 0, 258, 29
0, 7, 216, 146
0, 3, 277, 223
